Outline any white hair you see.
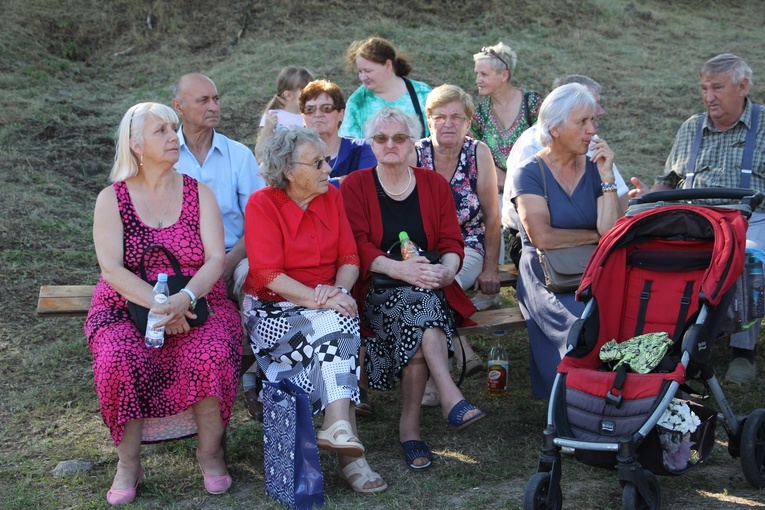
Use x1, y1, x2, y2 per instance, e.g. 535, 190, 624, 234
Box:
536, 83, 596, 147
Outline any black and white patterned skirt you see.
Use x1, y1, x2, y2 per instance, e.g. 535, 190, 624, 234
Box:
362, 285, 455, 391
243, 296, 361, 415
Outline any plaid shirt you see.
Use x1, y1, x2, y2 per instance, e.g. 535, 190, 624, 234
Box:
657, 98, 765, 210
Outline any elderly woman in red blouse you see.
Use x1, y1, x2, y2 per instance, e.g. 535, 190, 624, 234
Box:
242, 127, 386, 494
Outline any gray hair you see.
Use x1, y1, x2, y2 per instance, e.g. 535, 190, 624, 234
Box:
536, 83, 596, 147
110, 102, 179, 182
260, 126, 326, 189
552, 75, 602, 94
701, 53, 753, 86
363, 107, 421, 141
473, 42, 518, 78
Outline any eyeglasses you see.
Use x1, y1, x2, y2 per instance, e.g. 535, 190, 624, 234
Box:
480, 47, 510, 71
372, 133, 412, 145
301, 103, 338, 115
429, 113, 468, 126
292, 156, 331, 170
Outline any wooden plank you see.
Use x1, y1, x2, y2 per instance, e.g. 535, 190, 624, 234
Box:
37, 285, 95, 316
458, 306, 526, 336
498, 264, 518, 288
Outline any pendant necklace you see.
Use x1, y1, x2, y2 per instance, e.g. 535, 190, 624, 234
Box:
548, 154, 579, 196
143, 190, 167, 228
377, 166, 412, 197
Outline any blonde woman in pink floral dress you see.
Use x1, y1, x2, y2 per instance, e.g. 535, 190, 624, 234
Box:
85, 102, 242, 505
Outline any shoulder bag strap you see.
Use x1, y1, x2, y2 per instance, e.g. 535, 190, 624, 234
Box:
740, 104, 762, 189
535, 155, 549, 204
403, 78, 426, 139
524, 91, 533, 127
684, 114, 706, 189
138, 245, 184, 281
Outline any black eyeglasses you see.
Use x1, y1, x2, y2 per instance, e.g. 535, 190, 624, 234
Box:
372, 133, 412, 145
480, 47, 510, 71
301, 104, 338, 115
292, 156, 331, 170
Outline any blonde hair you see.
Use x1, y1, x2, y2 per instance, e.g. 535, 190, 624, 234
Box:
473, 42, 518, 79
110, 102, 179, 182
425, 84, 475, 119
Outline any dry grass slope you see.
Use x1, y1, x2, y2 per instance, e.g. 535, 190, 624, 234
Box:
1, 0, 764, 508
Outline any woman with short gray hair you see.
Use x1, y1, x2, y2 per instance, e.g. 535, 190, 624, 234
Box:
259, 127, 326, 189
242, 126, 387, 494
511, 83, 622, 399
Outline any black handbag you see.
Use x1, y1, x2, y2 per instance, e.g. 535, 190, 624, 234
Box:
370, 240, 441, 289
127, 245, 208, 332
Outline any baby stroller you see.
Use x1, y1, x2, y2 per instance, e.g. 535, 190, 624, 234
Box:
523, 188, 765, 510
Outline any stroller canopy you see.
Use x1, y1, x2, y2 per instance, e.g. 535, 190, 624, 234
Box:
579, 205, 749, 308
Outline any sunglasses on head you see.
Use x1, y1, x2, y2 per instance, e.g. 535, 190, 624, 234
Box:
480, 47, 509, 71
372, 133, 411, 145
301, 103, 338, 115
292, 155, 331, 170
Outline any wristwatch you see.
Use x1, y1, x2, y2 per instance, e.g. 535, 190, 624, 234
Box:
179, 288, 198, 311
337, 286, 349, 295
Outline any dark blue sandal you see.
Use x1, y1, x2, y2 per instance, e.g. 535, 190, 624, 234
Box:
447, 399, 487, 431
399, 440, 432, 471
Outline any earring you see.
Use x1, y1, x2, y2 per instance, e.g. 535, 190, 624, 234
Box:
139, 153, 143, 166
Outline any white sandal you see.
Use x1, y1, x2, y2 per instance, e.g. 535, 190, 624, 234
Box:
316, 419, 364, 456
338, 457, 388, 494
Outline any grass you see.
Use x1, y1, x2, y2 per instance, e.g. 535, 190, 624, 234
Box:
2, 0, 765, 508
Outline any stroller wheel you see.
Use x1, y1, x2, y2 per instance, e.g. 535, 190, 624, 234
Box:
523, 472, 562, 510
741, 408, 765, 488
622, 471, 661, 510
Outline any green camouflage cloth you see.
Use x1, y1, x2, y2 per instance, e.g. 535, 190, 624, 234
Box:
599, 332, 673, 374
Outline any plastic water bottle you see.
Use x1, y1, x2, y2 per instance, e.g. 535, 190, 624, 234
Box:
487, 330, 509, 396
748, 257, 765, 319
145, 273, 169, 348
399, 231, 421, 260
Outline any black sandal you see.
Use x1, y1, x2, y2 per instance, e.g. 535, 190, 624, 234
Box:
399, 440, 432, 471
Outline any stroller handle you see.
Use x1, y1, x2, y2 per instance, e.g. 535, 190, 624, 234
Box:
628, 187, 764, 214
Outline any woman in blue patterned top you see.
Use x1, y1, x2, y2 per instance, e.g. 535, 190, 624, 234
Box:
299, 79, 377, 187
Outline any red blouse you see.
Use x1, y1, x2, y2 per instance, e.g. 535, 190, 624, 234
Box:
243, 185, 360, 301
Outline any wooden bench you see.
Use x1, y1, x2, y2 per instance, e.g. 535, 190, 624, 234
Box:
38, 283, 526, 334
37, 285, 96, 317
498, 264, 518, 288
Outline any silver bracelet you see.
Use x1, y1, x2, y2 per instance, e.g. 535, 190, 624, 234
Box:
600, 181, 618, 193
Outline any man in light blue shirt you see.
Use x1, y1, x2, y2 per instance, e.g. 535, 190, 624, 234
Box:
171, 73, 264, 302
172, 73, 265, 420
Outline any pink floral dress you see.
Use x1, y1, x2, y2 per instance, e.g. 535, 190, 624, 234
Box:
85, 175, 242, 446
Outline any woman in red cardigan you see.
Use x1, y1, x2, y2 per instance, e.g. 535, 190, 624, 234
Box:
342, 107, 485, 472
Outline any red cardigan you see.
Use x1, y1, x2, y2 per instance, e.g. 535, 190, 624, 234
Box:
341, 166, 476, 336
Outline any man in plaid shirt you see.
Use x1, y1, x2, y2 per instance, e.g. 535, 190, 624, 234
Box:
631, 54, 765, 384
